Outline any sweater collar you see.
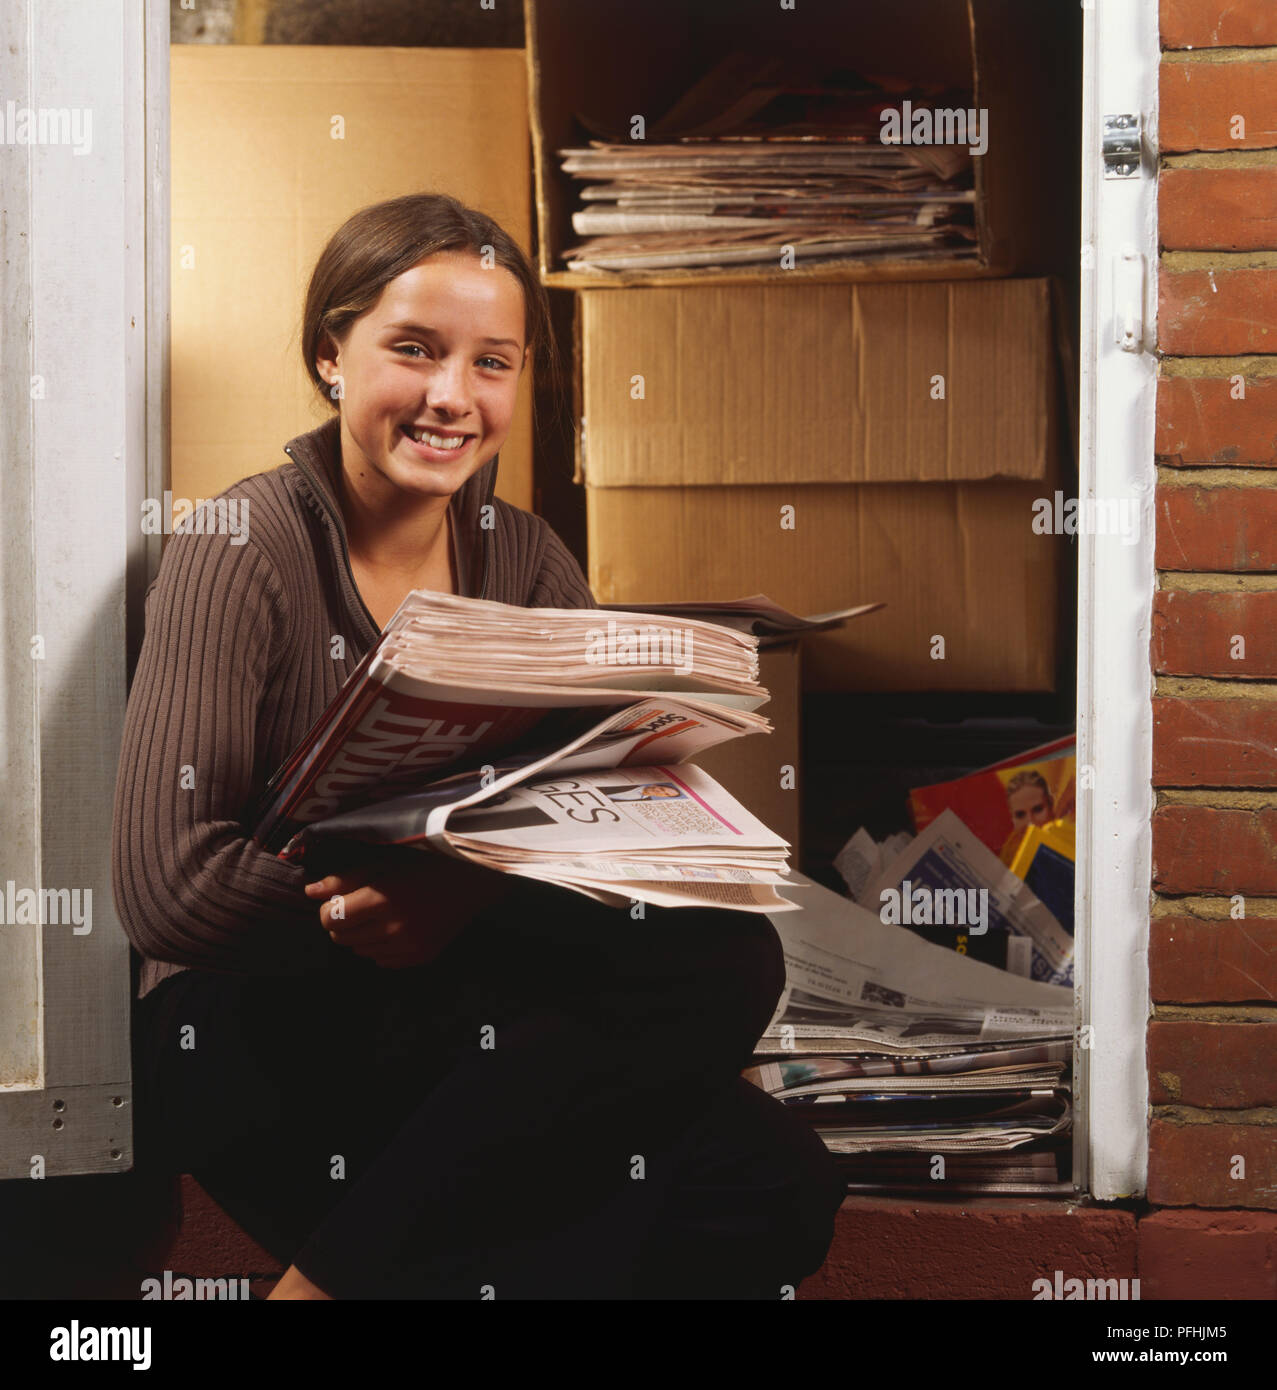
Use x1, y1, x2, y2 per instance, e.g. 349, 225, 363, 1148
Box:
281, 414, 497, 607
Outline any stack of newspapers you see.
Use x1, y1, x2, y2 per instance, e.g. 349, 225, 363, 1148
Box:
251, 590, 799, 913
747, 877, 1076, 1194
560, 142, 977, 274
558, 52, 978, 273
748, 1003, 1072, 1193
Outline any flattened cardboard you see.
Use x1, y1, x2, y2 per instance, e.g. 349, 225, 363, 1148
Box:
586, 473, 1059, 692
580, 277, 1062, 691
580, 279, 1053, 486
171, 46, 534, 508
696, 641, 802, 859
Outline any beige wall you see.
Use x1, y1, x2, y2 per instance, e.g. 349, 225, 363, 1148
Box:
170, 45, 533, 508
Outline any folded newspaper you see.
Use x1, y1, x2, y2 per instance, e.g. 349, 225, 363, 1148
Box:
843, 808, 1075, 987
596, 594, 884, 647
251, 589, 800, 913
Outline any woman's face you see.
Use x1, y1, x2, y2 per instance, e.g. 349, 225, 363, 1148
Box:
317, 250, 528, 502
1008, 782, 1053, 830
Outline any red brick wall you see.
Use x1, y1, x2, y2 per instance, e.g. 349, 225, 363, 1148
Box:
1148, 0, 1277, 1272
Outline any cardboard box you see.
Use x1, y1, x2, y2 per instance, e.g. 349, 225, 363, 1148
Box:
171, 46, 534, 509
580, 277, 1063, 692
695, 641, 802, 862
525, 0, 1076, 290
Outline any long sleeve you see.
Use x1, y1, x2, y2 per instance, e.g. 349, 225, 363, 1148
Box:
112, 524, 332, 977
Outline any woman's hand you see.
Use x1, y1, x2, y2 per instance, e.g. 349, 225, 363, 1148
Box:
304, 852, 512, 969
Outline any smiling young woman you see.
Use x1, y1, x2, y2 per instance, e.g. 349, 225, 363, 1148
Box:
312, 250, 529, 624
113, 192, 844, 1300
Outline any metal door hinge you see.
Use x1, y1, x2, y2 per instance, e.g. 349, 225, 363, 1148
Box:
1103, 113, 1142, 178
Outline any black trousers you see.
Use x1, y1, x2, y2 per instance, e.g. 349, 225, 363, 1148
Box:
131, 877, 845, 1299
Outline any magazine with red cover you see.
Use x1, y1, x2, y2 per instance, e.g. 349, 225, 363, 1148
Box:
249, 590, 772, 855
908, 735, 1076, 862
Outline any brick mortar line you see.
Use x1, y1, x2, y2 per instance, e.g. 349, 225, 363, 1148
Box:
1158, 354, 1277, 375
1157, 467, 1277, 488
1157, 572, 1277, 590
1153, 1103, 1277, 1124
1152, 894, 1277, 917
1155, 675, 1277, 699
1161, 45, 1277, 64
1161, 250, 1277, 269
1156, 788, 1277, 807
1162, 150, 1277, 168
1153, 1004, 1277, 1021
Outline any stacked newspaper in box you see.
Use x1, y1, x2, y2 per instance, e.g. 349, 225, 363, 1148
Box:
746, 875, 1075, 1195
558, 53, 978, 273
251, 589, 801, 913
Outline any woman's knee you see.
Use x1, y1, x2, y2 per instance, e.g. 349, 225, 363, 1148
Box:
780, 1121, 846, 1269
732, 1113, 843, 1289
503, 896, 790, 1064
682, 911, 788, 1053
746, 1082, 842, 1204
636, 1083, 844, 1298
626, 909, 787, 1067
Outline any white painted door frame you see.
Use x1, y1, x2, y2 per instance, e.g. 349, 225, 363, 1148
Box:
1074, 0, 1160, 1200
0, 0, 168, 1176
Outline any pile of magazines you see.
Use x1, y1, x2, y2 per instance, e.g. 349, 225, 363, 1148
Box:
837, 734, 1077, 986
558, 52, 978, 273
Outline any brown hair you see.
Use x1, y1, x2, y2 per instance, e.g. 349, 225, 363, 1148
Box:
300, 191, 563, 436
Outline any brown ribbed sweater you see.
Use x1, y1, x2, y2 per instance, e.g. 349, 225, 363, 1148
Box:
112, 415, 597, 1000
